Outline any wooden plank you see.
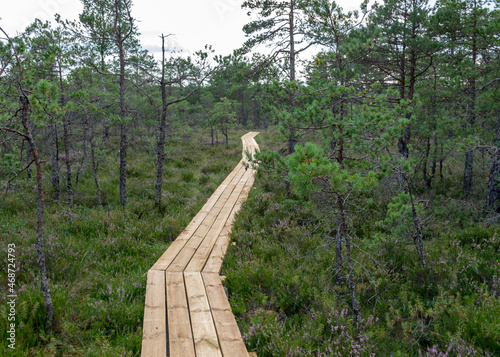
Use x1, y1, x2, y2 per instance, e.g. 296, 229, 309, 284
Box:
166, 272, 196, 357
151, 163, 245, 270
202, 227, 231, 274
141, 270, 167, 357
186, 170, 253, 272
167, 165, 247, 272
203, 150, 258, 274
203, 273, 249, 357
185, 272, 222, 357
202, 183, 252, 274
151, 239, 189, 271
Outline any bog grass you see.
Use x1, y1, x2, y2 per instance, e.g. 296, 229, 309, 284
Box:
222, 129, 500, 356
1, 127, 499, 356
0, 129, 244, 356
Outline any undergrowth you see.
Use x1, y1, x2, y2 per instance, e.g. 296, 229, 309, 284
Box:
223, 130, 500, 356
0, 129, 244, 356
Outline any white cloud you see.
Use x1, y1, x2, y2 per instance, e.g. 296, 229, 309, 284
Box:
1, 0, 363, 59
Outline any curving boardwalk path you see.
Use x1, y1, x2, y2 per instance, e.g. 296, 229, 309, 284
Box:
141, 132, 259, 357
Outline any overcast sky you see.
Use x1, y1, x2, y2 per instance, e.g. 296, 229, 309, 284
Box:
1, 0, 362, 59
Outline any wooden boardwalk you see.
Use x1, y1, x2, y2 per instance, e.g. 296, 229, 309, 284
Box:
141, 132, 259, 357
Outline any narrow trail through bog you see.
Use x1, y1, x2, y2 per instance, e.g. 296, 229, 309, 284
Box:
141, 132, 259, 357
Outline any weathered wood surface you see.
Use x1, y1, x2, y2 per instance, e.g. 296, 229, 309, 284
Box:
141, 270, 167, 357
141, 132, 259, 357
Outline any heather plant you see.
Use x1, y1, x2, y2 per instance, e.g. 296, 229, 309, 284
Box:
224, 129, 500, 356
0, 130, 244, 355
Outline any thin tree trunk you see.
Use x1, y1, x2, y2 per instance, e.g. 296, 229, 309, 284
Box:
397, 18, 416, 190
50, 123, 60, 200
117, 0, 128, 207
89, 116, 102, 207
464, 150, 474, 199
223, 128, 228, 146
26, 142, 32, 179
155, 34, 168, 207
62, 114, 74, 208
20, 95, 54, 328
288, 1, 296, 156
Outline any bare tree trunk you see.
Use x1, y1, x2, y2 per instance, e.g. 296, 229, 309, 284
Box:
26, 142, 32, 179
0, 27, 54, 327
117, 0, 128, 207
62, 114, 74, 208
288, 0, 296, 156
155, 34, 168, 207
119, 119, 127, 207
223, 128, 229, 146
464, 150, 474, 199
20, 95, 54, 328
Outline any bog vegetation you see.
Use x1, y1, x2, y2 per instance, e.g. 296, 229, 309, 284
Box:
0, 0, 499, 356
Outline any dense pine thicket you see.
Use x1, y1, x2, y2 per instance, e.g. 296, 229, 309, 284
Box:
0, 0, 499, 355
